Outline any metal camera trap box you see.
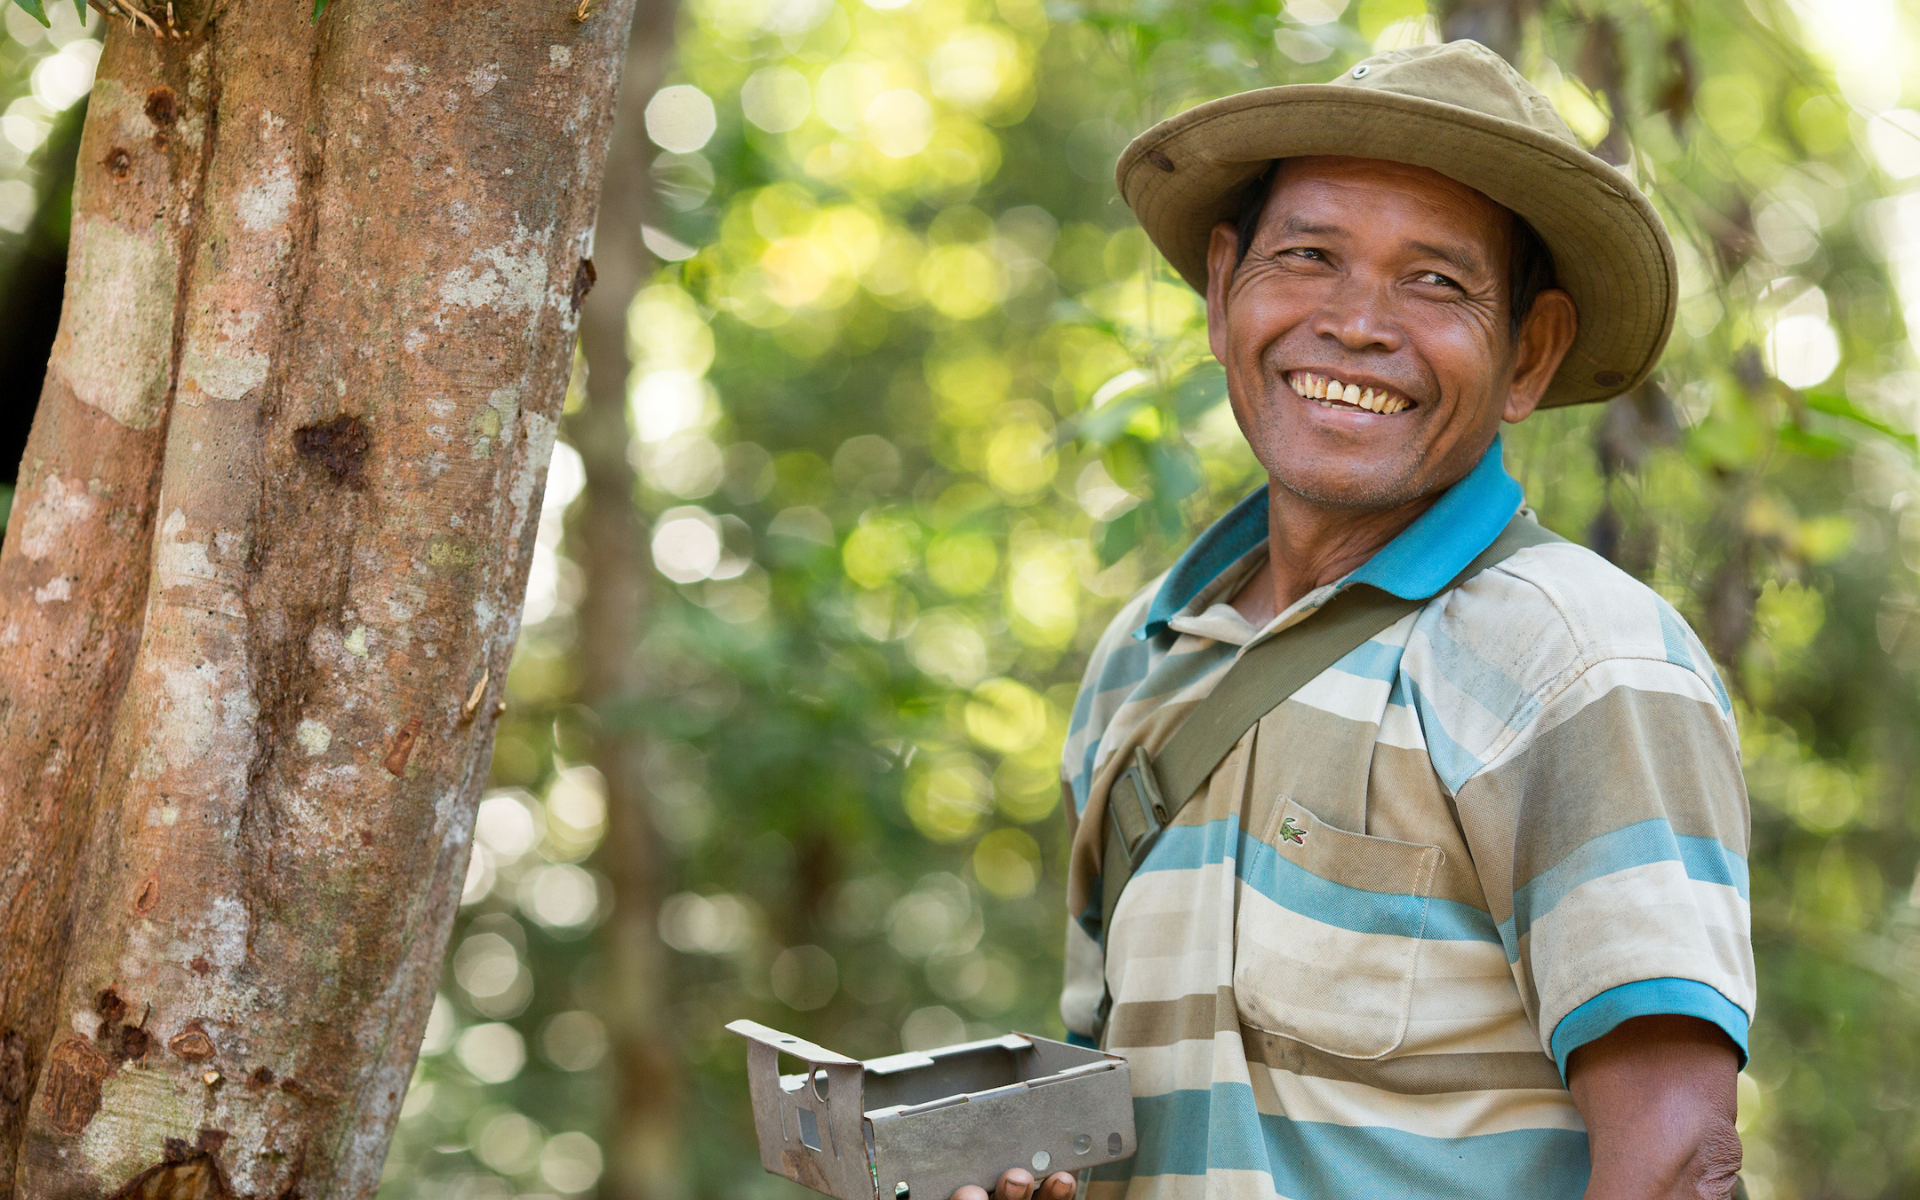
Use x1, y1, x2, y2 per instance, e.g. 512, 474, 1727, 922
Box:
728, 1019, 1136, 1200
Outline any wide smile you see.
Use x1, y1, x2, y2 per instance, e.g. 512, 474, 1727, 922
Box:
1287, 371, 1416, 415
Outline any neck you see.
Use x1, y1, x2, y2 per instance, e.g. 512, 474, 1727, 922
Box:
1232, 480, 1439, 626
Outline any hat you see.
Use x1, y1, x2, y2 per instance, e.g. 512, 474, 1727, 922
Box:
1115, 39, 1676, 407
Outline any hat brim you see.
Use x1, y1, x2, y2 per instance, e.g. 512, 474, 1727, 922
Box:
1117, 85, 1678, 408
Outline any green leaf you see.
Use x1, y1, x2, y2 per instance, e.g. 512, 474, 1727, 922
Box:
311, 0, 328, 20
1070, 386, 1152, 446
1800, 388, 1919, 456
12, 0, 50, 28
1776, 424, 1848, 460
1148, 488, 1188, 540
1172, 363, 1226, 424
1100, 438, 1148, 493
1146, 439, 1203, 503
1094, 506, 1142, 565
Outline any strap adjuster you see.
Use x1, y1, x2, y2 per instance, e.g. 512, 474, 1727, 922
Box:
1107, 745, 1170, 868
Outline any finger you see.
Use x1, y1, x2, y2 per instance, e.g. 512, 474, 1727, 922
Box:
1042, 1172, 1077, 1200
951, 1188, 990, 1200
995, 1167, 1036, 1200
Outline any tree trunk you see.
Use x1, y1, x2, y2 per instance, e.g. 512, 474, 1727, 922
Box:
0, 0, 637, 1195
1435, 0, 1531, 62
571, 2, 683, 1197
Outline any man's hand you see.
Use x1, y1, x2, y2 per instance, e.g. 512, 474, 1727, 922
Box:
1567, 1014, 1742, 1200
950, 1167, 1077, 1200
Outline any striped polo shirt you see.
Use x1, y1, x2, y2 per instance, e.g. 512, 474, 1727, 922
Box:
1057, 439, 1754, 1199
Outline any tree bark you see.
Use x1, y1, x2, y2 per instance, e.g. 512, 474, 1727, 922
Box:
0, 0, 637, 1195
571, 2, 683, 1197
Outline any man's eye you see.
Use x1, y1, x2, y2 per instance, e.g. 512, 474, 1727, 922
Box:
1282, 247, 1326, 261
1417, 271, 1461, 289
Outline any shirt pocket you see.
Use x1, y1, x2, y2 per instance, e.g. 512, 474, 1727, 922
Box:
1233, 798, 1445, 1060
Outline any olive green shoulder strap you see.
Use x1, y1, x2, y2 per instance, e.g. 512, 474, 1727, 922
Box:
1095, 515, 1565, 974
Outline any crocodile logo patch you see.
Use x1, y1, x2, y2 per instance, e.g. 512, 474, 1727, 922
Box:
1279, 816, 1307, 845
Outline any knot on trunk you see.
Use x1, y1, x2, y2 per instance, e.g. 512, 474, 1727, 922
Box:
110, 1129, 236, 1200
294, 416, 370, 489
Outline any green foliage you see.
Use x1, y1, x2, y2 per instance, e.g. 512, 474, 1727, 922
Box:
6, 0, 89, 28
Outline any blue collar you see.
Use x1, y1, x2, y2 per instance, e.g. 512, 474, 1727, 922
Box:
1133, 435, 1523, 641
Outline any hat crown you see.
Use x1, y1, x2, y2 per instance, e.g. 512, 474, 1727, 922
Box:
1334, 41, 1578, 148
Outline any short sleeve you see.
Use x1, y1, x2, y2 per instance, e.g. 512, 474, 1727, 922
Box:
1454, 654, 1755, 1077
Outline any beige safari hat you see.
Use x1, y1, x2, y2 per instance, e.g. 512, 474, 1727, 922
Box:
1115, 39, 1677, 407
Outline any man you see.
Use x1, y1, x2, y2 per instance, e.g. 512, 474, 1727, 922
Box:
959, 40, 1751, 1200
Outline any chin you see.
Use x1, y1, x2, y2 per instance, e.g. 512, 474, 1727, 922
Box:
1268, 458, 1428, 512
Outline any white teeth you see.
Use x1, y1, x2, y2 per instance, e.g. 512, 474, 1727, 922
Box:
1340, 383, 1358, 405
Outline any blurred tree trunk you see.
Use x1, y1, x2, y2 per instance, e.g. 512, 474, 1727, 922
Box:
570, 2, 685, 1198
0, 0, 636, 1195
1435, 0, 1530, 62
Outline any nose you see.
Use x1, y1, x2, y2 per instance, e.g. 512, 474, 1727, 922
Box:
1310, 276, 1403, 354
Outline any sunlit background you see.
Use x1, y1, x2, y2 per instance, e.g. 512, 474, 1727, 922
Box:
8, 0, 1920, 1196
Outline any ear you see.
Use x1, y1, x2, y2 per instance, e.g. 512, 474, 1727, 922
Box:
1503, 288, 1577, 423
1205, 221, 1241, 365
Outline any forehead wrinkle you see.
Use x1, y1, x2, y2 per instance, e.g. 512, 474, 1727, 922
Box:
1271, 215, 1346, 240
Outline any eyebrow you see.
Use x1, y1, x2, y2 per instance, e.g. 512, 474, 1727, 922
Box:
1267, 216, 1494, 279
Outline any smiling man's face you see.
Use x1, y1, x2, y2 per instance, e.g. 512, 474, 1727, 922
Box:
1205, 155, 1576, 515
